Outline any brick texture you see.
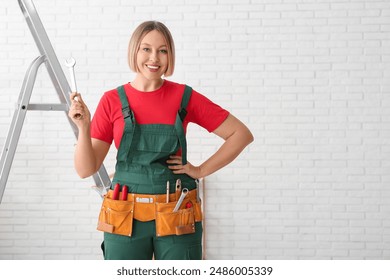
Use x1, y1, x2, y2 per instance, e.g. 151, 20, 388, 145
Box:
0, 0, 390, 259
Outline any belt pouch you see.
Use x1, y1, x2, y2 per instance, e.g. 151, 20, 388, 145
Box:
193, 200, 203, 222
97, 196, 134, 236
155, 199, 198, 237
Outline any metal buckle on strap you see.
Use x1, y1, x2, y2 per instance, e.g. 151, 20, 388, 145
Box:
178, 108, 187, 121
135, 197, 154, 203
122, 107, 132, 119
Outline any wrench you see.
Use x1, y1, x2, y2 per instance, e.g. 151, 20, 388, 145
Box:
175, 179, 181, 200
172, 188, 188, 212
65, 57, 82, 119
65, 57, 77, 93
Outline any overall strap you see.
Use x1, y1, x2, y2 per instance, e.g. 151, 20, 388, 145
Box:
175, 85, 192, 165
116, 85, 136, 162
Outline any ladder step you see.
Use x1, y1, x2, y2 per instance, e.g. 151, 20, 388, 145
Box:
26, 103, 68, 111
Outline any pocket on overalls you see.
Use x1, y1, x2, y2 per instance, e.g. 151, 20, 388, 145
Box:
155, 200, 196, 237
138, 130, 178, 153
97, 197, 134, 236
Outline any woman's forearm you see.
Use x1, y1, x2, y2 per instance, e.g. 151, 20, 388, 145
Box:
74, 127, 99, 178
168, 114, 254, 178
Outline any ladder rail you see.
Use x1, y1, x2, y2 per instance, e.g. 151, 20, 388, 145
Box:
0, 0, 111, 203
18, 0, 78, 135
0, 55, 46, 201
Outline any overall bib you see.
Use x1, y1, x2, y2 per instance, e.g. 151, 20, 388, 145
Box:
101, 85, 202, 260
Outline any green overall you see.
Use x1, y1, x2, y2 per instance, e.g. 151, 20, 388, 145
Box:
102, 85, 202, 260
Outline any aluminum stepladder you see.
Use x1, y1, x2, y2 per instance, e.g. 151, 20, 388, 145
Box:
0, 0, 111, 203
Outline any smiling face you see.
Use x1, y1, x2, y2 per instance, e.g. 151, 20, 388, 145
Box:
136, 30, 169, 82
128, 21, 175, 77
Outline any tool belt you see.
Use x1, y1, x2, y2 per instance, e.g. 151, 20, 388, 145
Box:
97, 189, 202, 237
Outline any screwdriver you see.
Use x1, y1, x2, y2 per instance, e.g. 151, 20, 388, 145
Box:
166, 181, 170, 203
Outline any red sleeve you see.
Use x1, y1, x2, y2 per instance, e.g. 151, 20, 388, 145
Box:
90, 91, 115, 144
185, 89, 229, 133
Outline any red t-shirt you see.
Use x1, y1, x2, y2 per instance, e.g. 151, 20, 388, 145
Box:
91, 80, 229, 149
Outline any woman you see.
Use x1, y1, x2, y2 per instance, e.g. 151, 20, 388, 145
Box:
69, 21, 253, 260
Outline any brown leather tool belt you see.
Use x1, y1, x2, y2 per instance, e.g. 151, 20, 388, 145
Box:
97, 189, 202, 237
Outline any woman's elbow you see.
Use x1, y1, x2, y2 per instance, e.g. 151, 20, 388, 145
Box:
77, 170, 93, 179
247, 129, 254, 144
75, 166, 98, 179
242, 126, 254, 146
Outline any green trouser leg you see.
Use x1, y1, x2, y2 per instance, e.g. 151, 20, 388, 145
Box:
154, 222, 203, 260
103, 220, 203, 260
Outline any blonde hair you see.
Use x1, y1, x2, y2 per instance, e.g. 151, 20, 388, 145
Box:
128, 21, 175, 77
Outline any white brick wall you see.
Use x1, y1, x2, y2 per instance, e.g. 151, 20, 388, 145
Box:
1, 0, 390, 259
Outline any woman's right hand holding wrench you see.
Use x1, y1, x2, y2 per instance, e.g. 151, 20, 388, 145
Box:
68, 92, 91, 128
65, 57, 90, 128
